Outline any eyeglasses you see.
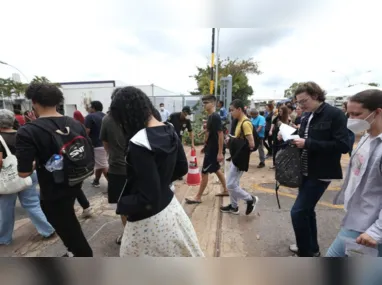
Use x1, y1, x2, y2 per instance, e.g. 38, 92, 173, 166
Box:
296, 98, 309, 105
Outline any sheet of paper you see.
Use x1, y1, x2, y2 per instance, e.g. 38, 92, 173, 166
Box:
279, 123, 299, 141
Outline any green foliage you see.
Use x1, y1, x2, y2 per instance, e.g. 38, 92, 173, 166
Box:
284, 82, 303, 99
368, 82, 380, 87
191, 57, 261, 105
0, 76, 60, 98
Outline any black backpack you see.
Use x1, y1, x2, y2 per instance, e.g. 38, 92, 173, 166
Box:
274, 141, 302, 208
31, 118, 95, 186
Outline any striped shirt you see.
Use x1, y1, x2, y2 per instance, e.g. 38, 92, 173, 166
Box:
301, 114, 313, 175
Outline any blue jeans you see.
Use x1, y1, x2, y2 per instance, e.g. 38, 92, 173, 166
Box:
0, 172, 55, 245
326, 228, 382, 257
291, 177, 330, 256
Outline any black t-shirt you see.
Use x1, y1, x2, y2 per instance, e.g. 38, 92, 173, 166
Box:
16, 117, 86, 200
295, 116, 302, 126
205, 113, 222, 154
167, 112, 192, 139
85, 111, 105, 147
265, 111, 273, 131
0, 132, 17, 159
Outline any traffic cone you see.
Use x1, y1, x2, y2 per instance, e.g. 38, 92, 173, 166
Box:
187, 148, 201, 186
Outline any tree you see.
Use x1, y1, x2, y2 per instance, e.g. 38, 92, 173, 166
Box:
368, 82, 380, 87
284, 82, 303, 99
0, 76, 60, 98
191, 57, 261, 105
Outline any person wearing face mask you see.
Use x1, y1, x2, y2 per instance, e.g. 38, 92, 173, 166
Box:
167, 106, 195, 149
159, 103, 170, 122
327, 89, 382, 257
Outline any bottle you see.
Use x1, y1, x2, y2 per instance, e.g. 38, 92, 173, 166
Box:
45, 154, 64, 172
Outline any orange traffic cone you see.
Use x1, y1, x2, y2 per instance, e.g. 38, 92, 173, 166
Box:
187, 148, 201, 186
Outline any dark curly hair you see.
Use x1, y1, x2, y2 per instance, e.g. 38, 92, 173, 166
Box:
110, 86, 160, 141
25, 83, 64, 107
294, 81, 326, 102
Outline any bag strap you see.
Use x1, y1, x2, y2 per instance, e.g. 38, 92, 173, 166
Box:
31, 118, 70, 152
0, 135, 12, 158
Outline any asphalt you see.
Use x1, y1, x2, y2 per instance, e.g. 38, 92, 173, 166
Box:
0, 146, 347, 257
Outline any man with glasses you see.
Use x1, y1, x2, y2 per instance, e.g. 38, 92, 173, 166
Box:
289, 82, 350, 257
186, 95, 228, 204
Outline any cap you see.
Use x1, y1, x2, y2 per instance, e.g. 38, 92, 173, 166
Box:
182, 106, 193, 115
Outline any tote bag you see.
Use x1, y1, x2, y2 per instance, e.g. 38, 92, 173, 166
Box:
0, 135, 32, 195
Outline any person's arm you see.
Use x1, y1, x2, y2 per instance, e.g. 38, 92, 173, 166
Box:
186, 120, 194, 148
360, 209, 382, 246
215, 115, 224, 161
243, 121, 255, 150
16, 129, 36, 178
118, 144, 162, 217
84, 115, 92, 135
172, 137, 188, 181
303, 111, 350, 153
100, 117, 109, 153
0, 152, 3, 169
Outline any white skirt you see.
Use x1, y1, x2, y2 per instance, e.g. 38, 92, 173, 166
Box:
120, 196, 204, 257
94, 147, 109, 170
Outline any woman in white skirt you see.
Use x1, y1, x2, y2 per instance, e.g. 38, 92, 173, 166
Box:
110, 86, 204, 257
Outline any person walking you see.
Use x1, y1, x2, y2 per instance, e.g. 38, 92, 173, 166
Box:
250, 108, 266, 168
110, 86, 204, 257
0, 109, 55, 245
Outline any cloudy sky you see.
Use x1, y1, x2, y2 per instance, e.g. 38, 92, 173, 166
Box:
0, 0, 380, 99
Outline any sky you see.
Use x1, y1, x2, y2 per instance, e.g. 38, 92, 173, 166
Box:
0, 0, 381, 100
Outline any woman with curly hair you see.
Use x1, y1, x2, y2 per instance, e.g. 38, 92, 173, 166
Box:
110, 86, 204, 257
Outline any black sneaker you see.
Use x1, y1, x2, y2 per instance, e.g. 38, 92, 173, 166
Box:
246, 196, 259, 215
92, 181, 100, 188
220, 204, 239, 215
257, 162, 265, 168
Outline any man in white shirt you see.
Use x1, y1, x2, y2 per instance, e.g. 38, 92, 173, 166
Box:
159, 103, 170, 122
328, 89, 382, 257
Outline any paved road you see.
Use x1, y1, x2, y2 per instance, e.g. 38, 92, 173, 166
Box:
1, 146, 347, 257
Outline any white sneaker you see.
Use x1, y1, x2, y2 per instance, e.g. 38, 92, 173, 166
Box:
80, 207, 93, 219
289, 244, 298, 253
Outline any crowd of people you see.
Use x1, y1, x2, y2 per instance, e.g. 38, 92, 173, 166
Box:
0, 81, 381, 257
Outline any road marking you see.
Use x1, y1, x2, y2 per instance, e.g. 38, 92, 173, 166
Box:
253, 184, 344, 209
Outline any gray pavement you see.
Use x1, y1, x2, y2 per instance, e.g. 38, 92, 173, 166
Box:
0, 146, 347, 257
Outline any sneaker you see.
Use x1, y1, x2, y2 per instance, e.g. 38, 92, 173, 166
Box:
80, 207, 93, 219
220, 204, 239, 215
116, 235, 123, 245
246, 196, 259, 215
289, 244, 321, 257
62, 252, 74, 257
92, 181, 100, 188
257, 162, 265, 168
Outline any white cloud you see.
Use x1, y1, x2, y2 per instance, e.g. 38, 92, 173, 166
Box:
0, 0, 380, 100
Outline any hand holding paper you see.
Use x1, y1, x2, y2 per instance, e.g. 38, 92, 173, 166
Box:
279, 123, 299, 141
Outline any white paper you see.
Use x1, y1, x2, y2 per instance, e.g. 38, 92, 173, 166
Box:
279, 123, 299, 141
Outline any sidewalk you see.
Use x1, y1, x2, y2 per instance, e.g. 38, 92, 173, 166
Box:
0, 146, 346, 257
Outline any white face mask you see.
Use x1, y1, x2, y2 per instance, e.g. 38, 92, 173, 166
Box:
185, 115, 191, 120
160, 107, 164, 111
347, 112, 375, 134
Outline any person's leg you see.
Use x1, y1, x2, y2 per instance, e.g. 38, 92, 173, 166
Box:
215, 169, 228, 194
186, 154, 212, 203
226, 163, 252, 207
326, 228, 362, 257
271, 142, 278, 167
263, 133, 271, 154
258, 139, 266, 166
76, 188, 90, 210
94, 169, 103, 184
0, 194, 17, 245
18, 173, 55, 237
268, 135, 273, 155
291, 178, 329, 256
41, 196, 93, 257
102, 168, 109, 181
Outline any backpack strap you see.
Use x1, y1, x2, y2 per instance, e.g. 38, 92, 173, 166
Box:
0, 135, 11, 158
240, 119, 252, 139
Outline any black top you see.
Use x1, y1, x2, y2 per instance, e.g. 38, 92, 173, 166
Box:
16, 117, 87, 200
265, 111, 273, 131
205, 112, 223, 154
85, 111, 105, 147
299, 103, 350, 179
0, 132, 17, 158
116, 124, 188, 222
295, 116, 302, 126
167, 112, 192, 139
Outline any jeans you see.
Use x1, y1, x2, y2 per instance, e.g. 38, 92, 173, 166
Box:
41, 195, 93, 257
291, 176, 330, 256
0, 172, 55, 245
226, 163, 252, 208
326, 228, 382, 257
258, 138, 265, 163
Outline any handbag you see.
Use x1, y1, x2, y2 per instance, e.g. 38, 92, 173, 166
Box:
0, 135, 32, 195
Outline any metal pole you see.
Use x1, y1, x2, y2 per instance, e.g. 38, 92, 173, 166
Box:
214, 28, 220, 98
210, 28, 215, 95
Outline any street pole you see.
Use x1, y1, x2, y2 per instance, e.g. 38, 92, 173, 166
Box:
0, 60, 29, 82
210, 28, 215, 95
214, 28, 220, 99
